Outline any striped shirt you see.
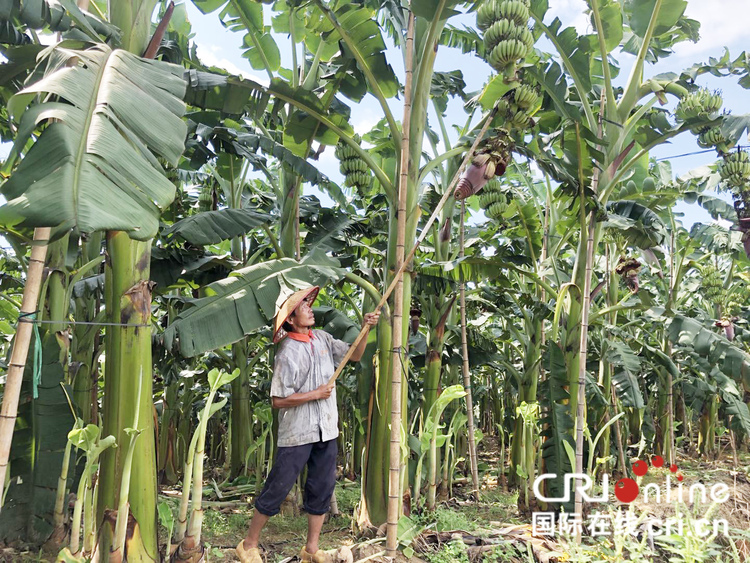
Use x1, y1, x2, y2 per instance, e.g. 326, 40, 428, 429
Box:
271, 329, 350, 447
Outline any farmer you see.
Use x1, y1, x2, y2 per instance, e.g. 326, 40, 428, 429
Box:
236, 286, 380, 563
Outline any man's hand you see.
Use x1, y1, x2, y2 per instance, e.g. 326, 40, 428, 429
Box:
314, 382, 335, 400
362, 311, 380, 328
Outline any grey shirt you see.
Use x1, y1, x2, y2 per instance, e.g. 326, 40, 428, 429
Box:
271, 329, 350, 447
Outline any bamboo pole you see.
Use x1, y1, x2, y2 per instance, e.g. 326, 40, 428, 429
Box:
328, 104, 499, 387
574, 93, 605, 539
459, 201, 480, 502
385, 12, 414, 557
0, 227, 51, 509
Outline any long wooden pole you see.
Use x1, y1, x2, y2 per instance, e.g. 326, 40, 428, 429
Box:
328, 103, 499, 386
0, 227, 51, 508
458, 201, 481, 502
385, 12, 414, 557
574, 93, 605, 539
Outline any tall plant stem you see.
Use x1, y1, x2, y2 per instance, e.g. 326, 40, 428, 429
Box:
459, 201, 480, 501
385, 12, 414, 557
0, 227, 50, 508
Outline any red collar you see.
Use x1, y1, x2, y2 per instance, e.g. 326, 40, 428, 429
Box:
287, 330, 314, 343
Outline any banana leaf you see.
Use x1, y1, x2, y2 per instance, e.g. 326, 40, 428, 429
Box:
605, 200, 667, 249
162, 208, 272, 246
163, 254, 345, 356
668, 314, 750, 391
0, 44, 187, 240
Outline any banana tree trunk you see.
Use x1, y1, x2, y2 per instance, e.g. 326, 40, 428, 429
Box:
95, 2, 162, 559
361, 321, 393, 525
230, 340, 253, 477
98, 233, 158, 561
71, 232, 103, 425
354, 296, 379, 477
509, 319, 541, 492
279, 168, 300, 259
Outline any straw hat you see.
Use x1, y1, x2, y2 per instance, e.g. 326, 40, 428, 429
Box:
272, 286, 320, 343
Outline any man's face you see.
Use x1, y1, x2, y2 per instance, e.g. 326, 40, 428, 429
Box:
292, 298, 315, 328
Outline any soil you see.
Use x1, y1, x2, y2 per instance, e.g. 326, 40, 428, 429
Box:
2, 442, 749, 562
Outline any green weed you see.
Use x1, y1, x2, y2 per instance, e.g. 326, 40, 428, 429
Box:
425, 540, 469, 563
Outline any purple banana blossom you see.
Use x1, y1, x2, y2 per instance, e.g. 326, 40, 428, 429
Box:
716, 319, 735, 341
454, 161, 490, 200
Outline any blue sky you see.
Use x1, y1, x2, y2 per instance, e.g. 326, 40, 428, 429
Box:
184, 0, 748, 228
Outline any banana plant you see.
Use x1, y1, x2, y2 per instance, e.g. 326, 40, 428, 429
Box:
172, 368, 239, 561
0, 1, 189, 555
410, 385, 466, 509
56, 423, 116, 561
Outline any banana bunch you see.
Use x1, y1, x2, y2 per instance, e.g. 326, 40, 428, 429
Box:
701, 264, 724, 303
335, 135, 371, 191
479, 179, 509, 219
478, 0, 534, 72
198, 183, 214, 212
726, 285, 750, 316
676, 88, 723, 122
495, 85, 540, 130
719, 150, 750, 190
697, 126, 728, 149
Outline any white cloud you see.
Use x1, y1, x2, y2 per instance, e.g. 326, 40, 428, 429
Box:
547, 0, 591, 35
194, 44, 269, 86
671, 0, 749, 59
352, 111, 381, 137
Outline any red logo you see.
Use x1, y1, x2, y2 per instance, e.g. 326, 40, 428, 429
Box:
614, 456, 683, 503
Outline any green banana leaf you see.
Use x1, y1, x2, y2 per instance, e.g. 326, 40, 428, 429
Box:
163, 254, 345, 356
313, 306, 360, 343
162, 208, 272, 246
0, 333, 75, 545
0, 0, 119, 41
668, 314, 750, 391
605, 200, 667, 249
184, 71, 354, 143
0, 44, 187, 240
323, 2, 398, 99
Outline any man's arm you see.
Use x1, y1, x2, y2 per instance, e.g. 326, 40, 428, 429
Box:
271, 382, 334, 409
349, 311, 380, 362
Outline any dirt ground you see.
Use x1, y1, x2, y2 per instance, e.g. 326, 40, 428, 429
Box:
3, 440, 750, 562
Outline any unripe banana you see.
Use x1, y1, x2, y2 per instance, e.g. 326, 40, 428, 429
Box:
482, 179, 504, 193
477, 0, 498, 31
513, 85, 539, 111
698, 127, 726, 148
199, 184, 213, 212
483, 19, 515, 51
497, 0, 529, 26
489, 39, 528, 70
486, 200, 507, 219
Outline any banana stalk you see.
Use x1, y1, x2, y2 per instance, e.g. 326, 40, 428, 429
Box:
174, 369, 239, 561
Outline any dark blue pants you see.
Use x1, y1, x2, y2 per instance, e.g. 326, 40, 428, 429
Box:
254, 439, 337, 516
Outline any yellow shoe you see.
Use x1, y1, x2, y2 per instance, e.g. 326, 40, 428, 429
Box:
299, 546, 327, 563
300, 546, 353, 563
236, 540, 263, 563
